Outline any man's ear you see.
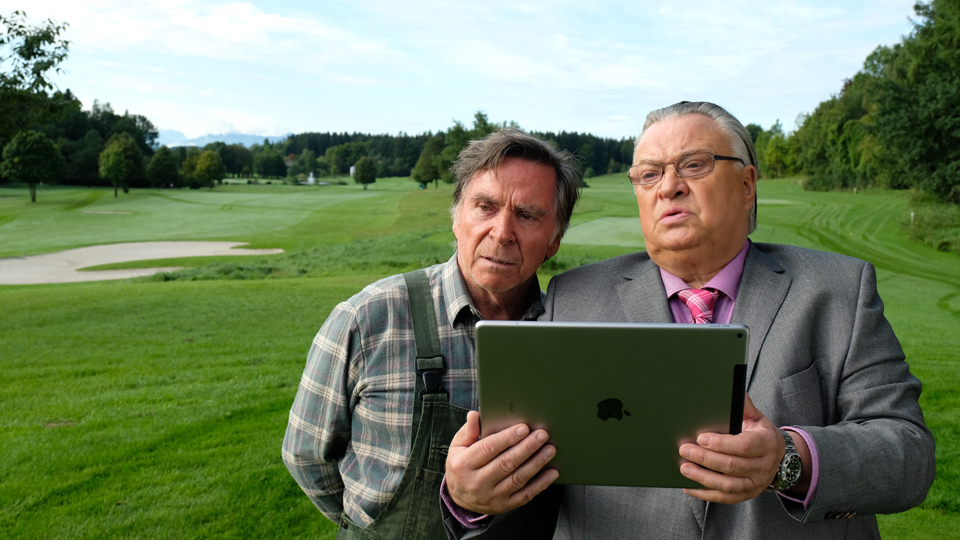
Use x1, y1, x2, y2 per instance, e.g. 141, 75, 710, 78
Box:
545, 233, 562, 260
742, 165, 758, 209
451, 213, 461, 242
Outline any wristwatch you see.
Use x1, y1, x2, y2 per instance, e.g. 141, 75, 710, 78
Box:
767, 429, 802, 492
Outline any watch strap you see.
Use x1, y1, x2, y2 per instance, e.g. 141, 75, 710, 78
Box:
767, 429, 802, 492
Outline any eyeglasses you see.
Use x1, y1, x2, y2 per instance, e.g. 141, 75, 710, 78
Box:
628, 152, 745, 186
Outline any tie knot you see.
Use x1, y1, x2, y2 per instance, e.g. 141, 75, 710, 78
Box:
677, 288, 719, 324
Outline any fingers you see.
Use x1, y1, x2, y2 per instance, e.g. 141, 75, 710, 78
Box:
446, 422, 557, 514
501, 444, 560, 509
689, 429, 772, 459
455, 420, 539, 470
679, 452, 770, 504
677, 396, 784, 504
678, 452, 766, 497
494, 431, 555, 488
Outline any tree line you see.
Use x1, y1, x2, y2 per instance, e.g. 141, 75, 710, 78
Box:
0, 11, 632, 201
259, 111, 635, 189
744, 0, 959, 205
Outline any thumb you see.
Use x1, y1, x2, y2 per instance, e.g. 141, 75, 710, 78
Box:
450, 410, 481, 450
743, 392, 764, 421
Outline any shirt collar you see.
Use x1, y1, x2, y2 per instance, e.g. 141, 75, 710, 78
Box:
660, 240, 750, 299
443, 251, 545, 323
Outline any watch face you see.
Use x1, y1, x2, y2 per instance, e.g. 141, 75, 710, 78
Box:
784, 455, 802, 483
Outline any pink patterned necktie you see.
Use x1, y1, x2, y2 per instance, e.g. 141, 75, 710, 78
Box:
678, 288, 719, 324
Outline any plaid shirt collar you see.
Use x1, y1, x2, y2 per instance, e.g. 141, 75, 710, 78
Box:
441, 252, 545, 324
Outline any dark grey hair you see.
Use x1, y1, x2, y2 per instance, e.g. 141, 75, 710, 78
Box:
636, 101, 758, 233
450, 128, 582, 240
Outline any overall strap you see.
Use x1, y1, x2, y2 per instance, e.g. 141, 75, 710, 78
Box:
402, 270, 447, 445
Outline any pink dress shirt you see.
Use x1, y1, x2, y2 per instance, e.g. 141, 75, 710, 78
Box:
444, 241, 820, 528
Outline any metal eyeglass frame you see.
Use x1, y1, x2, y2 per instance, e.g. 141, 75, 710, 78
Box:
628, 153, 745, 186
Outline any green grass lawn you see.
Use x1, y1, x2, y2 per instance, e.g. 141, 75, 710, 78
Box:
1, 176, 958, 538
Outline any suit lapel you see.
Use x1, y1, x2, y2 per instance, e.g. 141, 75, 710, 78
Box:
616, 255, 673, 323
732, 244, 791, 387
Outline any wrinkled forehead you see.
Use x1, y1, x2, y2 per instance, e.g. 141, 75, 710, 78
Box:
635, 114, 731, 163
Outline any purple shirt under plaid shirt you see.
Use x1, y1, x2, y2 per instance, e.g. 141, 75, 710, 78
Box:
282, 253, 544, 527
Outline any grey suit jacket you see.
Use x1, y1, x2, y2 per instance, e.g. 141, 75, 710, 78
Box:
541, 243, 935, 539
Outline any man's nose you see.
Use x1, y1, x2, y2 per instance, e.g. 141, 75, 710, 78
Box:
489, 212, 517, 245
657, 165, 689, 199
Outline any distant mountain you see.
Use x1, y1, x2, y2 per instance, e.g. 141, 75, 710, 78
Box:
157, 130, 291, 148
157, 130, 187, 147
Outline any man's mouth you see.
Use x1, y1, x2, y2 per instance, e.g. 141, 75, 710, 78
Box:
481, 256, 515, 266
660, 207, 691, 223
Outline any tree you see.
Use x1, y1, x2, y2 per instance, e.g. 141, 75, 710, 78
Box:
353, 156, 376, 190
253, 149, 285, 178
0, 130, 64, 202
98, 132, 143, 197
412, 133, 444, 187
578, 143, 595, 168
0, 11, 70, 154
435, 123, 467, 184
81, 101, 157, 167
221, 144, 253, 177
434, 112, 504, 184
180, 147, 201, 188
0, 11, 70, 92
761, 120, 790, 178
469, 110, 497, 139
606, 158, 621, 175
868, 0, 960, 202
60, 128, 103, 186
147, 146, 180, 188
316, 158, 339, 177
324, 141, 368, 174
787, 0, 960, 201
47, 90, 91, 141
298, 149, 318, 175
620, 139, 634, 165
111, 113, 158, 157
194, 150, 226, 189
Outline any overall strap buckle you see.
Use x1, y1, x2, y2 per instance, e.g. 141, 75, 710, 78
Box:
416, 356, 446, 399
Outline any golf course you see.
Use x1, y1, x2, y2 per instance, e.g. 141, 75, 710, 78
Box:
1, 174, 958, 538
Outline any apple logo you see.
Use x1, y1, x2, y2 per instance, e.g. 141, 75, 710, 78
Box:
597, 398, 631, 421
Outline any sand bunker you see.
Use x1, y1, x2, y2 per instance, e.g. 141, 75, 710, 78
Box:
0, 242, 284, 285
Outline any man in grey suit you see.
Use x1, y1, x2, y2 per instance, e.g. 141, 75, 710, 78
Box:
442, 101, 935, 538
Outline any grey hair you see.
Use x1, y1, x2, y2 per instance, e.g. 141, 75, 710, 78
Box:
635, 101, 758, 233
450, 128, 582, 240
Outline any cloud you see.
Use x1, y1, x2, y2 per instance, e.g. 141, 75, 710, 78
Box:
17, 0, 412, 73
6, 0, 918, 138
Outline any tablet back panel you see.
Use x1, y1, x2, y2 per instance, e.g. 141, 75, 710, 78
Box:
476, 321, 748, 488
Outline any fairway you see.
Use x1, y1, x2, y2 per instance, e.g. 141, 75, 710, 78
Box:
564, 217, 644, 247
1, 176, 958, 538
0, 185, 385, 258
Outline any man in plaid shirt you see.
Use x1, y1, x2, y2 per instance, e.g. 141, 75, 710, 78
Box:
282, 128, 581, 539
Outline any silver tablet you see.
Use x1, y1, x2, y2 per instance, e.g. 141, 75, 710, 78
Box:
476, 321, 748, 488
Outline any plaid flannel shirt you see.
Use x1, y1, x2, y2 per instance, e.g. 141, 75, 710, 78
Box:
282, 254, 544, 526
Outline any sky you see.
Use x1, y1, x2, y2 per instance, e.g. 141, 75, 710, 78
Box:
5, 0, 920, 140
